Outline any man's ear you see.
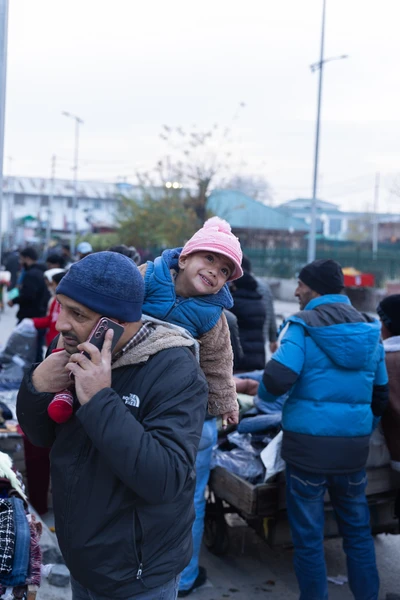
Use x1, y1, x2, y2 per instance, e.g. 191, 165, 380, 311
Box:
178, 254, 189, 269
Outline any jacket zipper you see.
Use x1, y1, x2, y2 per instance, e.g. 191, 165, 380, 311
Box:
132, 509, 144, 580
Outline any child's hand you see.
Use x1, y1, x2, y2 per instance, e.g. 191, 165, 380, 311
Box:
221, 410, 239, 429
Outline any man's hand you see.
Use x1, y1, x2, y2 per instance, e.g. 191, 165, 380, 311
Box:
221, 410, 239, 429
7, 300, 13, 308
66, 329, 113, 406
269, 341, 279, 354
32, 350, 72, 393
234, 377, 259, 397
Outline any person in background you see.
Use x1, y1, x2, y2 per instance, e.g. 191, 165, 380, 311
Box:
46, 253, 66, 270
230, 257, 266, 372
76, 241, 93, 260
178, 309, 244, 597
241, 255, 278, 354
4, 248, 20, 289
377, 295, 400, 472
8, 247, 50, 362
19, 270, 66, 517
259, 259, 388, 600
61, 244, 75, 268
108, 244, 141, 265
31, 269, 66, 347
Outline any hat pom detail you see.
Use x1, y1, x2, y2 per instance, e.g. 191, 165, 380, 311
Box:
203, 216, 232, 234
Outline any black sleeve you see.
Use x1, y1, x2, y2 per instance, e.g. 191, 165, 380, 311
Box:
14, 272, 41, 307
224, 310, 244, 367
371, 383, 389, 417
262, 359, 299, 397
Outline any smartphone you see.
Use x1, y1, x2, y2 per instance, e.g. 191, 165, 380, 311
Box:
82, 317, 125, 359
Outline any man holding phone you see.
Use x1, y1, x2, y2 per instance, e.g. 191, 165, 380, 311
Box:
17, 251, 208, 600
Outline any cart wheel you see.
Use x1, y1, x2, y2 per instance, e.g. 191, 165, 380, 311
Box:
204, 494, 229, 556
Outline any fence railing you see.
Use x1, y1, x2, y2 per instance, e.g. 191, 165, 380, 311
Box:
245, 248, 399, 286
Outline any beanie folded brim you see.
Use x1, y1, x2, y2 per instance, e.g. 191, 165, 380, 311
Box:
56, 278, 142, 322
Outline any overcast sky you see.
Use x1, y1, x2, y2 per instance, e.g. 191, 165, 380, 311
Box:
4, 0, 400, 212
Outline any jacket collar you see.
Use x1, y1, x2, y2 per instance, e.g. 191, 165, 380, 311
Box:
304, 294, 351, 311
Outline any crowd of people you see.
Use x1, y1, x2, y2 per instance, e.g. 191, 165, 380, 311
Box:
0, 221, 398, 600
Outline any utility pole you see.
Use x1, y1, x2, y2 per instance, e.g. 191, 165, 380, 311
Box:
45, 154, 56, 251
307, 0, 348, 264
5, 154, 12, 250
0, 0, 9, 268
372, 172, 380, 259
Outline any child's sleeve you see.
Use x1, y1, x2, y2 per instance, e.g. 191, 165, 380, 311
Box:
199, 313, 239, 416
138, 263, 147, 278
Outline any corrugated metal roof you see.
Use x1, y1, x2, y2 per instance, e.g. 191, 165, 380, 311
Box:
207, 190, 309, 231
3, 176, 120, 199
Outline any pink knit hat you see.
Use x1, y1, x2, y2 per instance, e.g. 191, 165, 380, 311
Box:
181, 217, 243, 281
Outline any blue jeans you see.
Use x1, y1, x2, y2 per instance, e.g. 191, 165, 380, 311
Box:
71, 575, 181, 599
286, 464, 379, 600
179, 419, 217, 592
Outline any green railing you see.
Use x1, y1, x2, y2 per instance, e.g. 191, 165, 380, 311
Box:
245, 247, 399, 286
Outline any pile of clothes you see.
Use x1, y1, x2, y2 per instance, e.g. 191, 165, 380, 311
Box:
0, 452, 42, 600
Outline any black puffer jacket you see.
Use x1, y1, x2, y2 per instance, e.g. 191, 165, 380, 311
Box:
17, 324, 208, 598
13, 263, 49, 321
230, 272, 267, 371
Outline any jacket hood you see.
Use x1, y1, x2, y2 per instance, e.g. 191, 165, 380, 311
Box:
306, 319, 381, 370
112, 316, 199, 369
162, 247, 233, 309
288, 295, 382, 370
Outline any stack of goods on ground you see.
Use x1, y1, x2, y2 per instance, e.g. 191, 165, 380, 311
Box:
212, 392, 390, 484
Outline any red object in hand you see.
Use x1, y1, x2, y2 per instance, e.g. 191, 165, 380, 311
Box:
47, 390, 74, 424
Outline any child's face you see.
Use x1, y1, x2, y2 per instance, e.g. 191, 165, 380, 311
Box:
176, 251, 233, 298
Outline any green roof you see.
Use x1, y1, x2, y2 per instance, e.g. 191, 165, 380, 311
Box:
207, 190, 309, 232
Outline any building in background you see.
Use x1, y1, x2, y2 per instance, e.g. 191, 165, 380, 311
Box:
278, 198, 400, 243
0, 176, 167, 249
207, 190, 309, 249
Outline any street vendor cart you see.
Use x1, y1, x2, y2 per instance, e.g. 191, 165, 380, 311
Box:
205, 465, 399, 553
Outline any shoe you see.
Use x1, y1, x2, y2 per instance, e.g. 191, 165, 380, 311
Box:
178, 566, 207, 597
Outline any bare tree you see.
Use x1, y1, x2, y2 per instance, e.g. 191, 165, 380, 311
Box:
225, 174, 273, 204
137, 104, 249, 225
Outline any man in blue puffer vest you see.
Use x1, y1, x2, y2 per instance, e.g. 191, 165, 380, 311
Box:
258, 259, 389, 600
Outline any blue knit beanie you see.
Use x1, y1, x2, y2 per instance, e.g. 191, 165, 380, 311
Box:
56, 251, 144, 322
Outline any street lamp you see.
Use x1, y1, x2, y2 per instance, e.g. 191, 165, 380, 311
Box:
307, 0, 348, 263
62, 111, 84, 256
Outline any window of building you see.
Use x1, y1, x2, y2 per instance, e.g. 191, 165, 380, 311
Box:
14, 194, 25, 205
93, 199, 102, 210
329, 218, 342, 236
41, 195, 49, 206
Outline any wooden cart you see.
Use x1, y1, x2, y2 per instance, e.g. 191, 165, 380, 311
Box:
205, 465, 399, 553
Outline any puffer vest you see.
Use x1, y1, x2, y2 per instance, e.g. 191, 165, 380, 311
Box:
142, 255, 232, 338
